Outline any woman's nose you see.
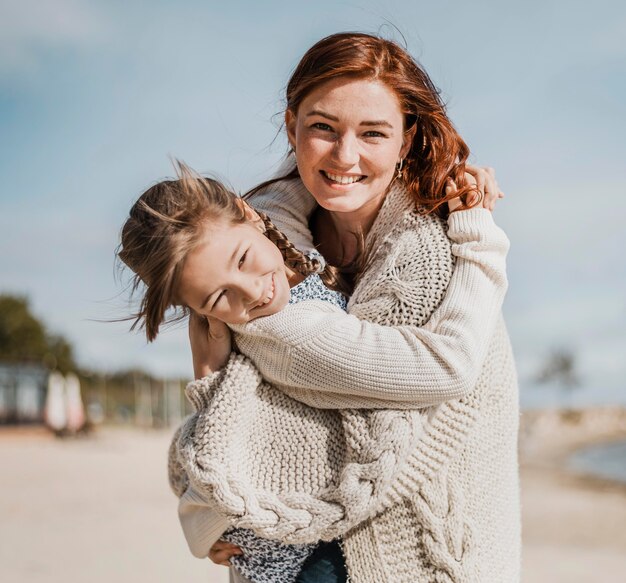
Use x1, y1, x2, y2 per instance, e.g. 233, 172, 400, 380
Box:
333, 134, 359, 167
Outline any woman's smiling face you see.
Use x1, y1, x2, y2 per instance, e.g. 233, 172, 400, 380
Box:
286, 77, 414, 223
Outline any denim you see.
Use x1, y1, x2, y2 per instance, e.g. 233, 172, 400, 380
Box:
296, 541, 348, 583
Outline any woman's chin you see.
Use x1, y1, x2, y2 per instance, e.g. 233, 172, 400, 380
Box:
314, 192, 384, 216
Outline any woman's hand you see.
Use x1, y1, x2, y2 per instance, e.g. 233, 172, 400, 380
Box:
189, 312, 232, 379
208, 539, 243, 567
466, 165, 504, 211
448, 165, 505, 213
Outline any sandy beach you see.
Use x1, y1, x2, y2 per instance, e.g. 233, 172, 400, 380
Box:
520, 408, 626, 582
0, 425, 223, 583
2, 408, 625, 583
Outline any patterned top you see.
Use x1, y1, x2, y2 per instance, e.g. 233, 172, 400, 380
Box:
224, 265, 346, 583
289, 275, 347, 311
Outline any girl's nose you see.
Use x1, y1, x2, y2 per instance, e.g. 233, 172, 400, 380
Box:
239, 276, 263, 305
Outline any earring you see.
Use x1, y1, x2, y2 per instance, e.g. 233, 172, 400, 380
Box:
396, 158, 404, 180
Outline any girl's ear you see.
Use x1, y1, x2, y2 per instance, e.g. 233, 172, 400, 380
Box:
285, 109, 297, 150
234, 198, 265, 232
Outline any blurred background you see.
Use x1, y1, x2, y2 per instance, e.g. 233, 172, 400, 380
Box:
1, 1, 625, 582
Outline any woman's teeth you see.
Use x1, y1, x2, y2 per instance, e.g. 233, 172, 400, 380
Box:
323, 171, 363, 185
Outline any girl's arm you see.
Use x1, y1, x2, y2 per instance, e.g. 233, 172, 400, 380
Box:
170, 357, 265, 559
168, 429, 230, 558
178, 486, 230, 559
231, 207, 508, 408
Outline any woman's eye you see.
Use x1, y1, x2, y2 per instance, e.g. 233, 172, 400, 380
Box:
238, 251, 248, 268
363, 130, 385, 138
311, 122, 333, 131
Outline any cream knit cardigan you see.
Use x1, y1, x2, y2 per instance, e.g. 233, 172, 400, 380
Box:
170, 174, 520, 582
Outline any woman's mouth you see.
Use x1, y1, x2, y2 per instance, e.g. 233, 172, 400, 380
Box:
320, 170, 366, 185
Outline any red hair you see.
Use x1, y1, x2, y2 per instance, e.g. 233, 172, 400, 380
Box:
282, 32, 475, 216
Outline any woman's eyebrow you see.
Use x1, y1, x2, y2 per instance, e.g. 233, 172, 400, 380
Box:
360, 120, 392, 128
305, 110, 392, 128
305, 109, 339, 121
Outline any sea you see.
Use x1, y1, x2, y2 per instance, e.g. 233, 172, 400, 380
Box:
520, 380, 626, 411
568, 440, 626, 485
521, 381, 626, 486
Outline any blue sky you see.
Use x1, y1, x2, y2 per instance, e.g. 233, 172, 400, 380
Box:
1, 0, 625, 405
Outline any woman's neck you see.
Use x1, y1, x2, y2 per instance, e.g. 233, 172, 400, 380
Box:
334, 191, 386, 237
311, 212, 355, 267
312, 201, 381, 267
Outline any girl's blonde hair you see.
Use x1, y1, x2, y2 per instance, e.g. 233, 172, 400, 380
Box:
118, 161, 341, 342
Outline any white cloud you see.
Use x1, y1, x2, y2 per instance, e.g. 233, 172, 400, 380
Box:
590, 12, 626, 57
0, 0, 105, 75
1, 0, 624, 409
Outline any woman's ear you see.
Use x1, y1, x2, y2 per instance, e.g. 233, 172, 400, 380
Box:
234, 198, 265, 232
285, 109, 297, 150
401, 123, 418, 159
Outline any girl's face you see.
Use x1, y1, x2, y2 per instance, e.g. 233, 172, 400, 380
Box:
286, 77, 415, 224
177, 218, 293, 324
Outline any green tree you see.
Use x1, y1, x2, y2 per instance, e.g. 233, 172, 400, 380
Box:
535, 347, 581, 406
0, 294, 76, 373
535, 348, 580, 388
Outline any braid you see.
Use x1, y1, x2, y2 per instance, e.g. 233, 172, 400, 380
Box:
257, 211, 351, 296
258, 211, 322, 275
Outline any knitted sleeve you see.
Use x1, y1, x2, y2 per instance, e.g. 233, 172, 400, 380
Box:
167, 424, 189, 497
173, 357, 267, 557
247, 155, 317, 254
168, 422, 231, 557
231, 208, 509, 408
169, 427, 231, 557
178, 486, 231, 558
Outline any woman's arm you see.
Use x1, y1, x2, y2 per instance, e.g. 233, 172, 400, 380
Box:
232, 207, 508, 408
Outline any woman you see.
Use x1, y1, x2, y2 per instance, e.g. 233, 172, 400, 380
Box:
172, 32, 519, 583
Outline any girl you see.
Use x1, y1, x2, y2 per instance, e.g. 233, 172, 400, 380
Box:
119, 162, 350, 583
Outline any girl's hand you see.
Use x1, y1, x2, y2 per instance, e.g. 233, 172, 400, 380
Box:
189, 312, 232, 379
208, 539, 243, 567
448, 165, 505, 213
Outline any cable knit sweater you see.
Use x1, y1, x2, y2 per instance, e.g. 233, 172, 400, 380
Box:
170, 172, 520, 582
222, 272, 346, 583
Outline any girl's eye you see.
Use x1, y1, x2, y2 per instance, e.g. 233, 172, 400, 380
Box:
212, 290, 226, 310
238, 251, 248, 268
